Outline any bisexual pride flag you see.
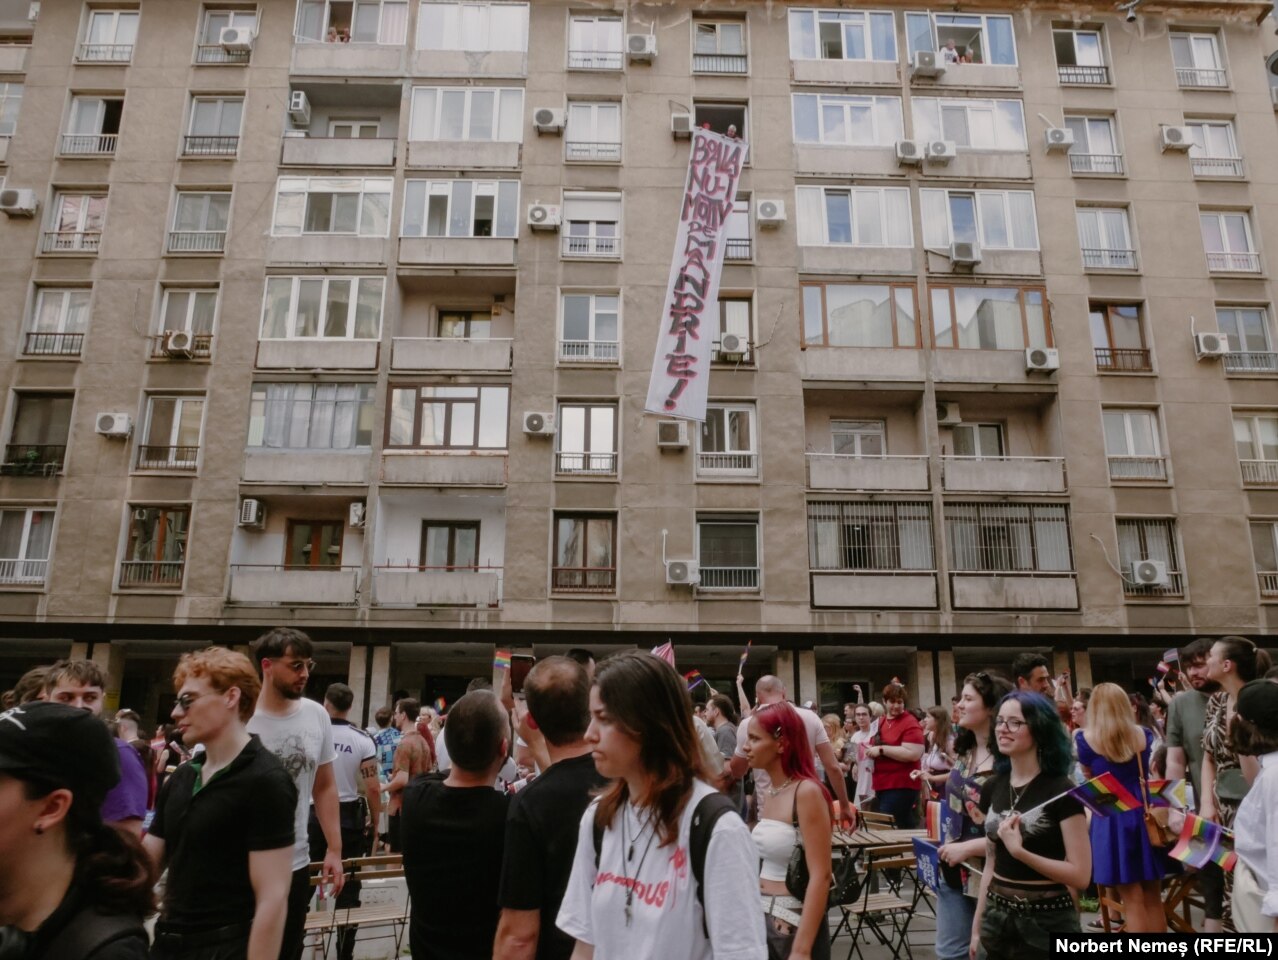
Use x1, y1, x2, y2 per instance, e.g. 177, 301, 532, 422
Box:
1067, 772, 1142, 816
1169, 813, 1237, 871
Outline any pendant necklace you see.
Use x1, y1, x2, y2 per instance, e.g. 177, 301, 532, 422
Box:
619, 803, 659, 927
767, 776, 795, 797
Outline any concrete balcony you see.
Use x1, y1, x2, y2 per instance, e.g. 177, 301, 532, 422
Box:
810, 572, 938, 609
791, 59, 899, 86
794, 145, 898, 178
925, 63, 1021, 89
265, 235, 388, 266
292, 41, 405, 76
406, 140, 520, 170
806, 454, 930, 491
255, 339, 379, 370
941, 457, 1067, 493
800, 348, 926, 384
241, 450, 371, 485
0, 46, 30, 72
228, 565, 360, 604
0, 137, 8, 164
398, 237, 516, 267
380, 452, 507, 486
925, 248, 1042, 277
410, 49, 526, 77
372, 567, 501, 606
950, 573, 1078, 610
939, 151, 1032, 181
281, 136, 396, 168
931, 350, 1050, 385
391, 337, 512, 371
799, 246, 914, 275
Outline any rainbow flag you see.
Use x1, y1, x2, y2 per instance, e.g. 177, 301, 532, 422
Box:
1146, 779, 1189, 810
1067, 772, 1142, 816
493, 650, 512, 670
433, 696, 447, 714
1169, 813, 1236, 871
925, 801, 942, 841
685, 669, 705, 692
738, 641, 752, 674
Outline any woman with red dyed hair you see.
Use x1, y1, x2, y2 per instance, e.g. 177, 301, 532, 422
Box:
745, 702, 833, 960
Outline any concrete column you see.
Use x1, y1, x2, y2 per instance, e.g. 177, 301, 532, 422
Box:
797, 649, 817, 706
912, 651, 937, 708
1052, 650, 1071, 689
368, 646, 392, 714
775, 649, 795, 698
91, 642, 127, 714
69, 641, 89, 661
937, 651, 958, 702
348, 645, 369, 726
1072, 650, 1093, 691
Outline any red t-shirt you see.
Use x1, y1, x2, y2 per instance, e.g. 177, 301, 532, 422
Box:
870, 712, 925, 792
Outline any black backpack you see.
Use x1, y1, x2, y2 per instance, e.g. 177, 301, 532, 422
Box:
592, 791, 739, 939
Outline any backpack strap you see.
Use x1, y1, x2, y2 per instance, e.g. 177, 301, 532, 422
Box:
592, 813, 605, 874
690, 791, 741, 939
41, 907, 147, 960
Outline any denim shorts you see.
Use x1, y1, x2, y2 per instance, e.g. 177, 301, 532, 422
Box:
980, 894, 1080, 960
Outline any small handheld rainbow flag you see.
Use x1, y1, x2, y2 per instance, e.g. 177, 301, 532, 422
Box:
685, 669, 705, 692
433, 696, 447, 714
738, 641, 752, 674
925, 800, 942, 841
1146, 778, 1189, 810
493, 650, 512, 670
1067, 772, 1142, 816
1169, 813, 1236, 871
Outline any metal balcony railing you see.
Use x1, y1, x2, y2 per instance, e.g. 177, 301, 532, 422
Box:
182, 135, 239, 157
149, 333, 214, 359
1176, 67, 1228, 88
61, 133, 117, 156
551, 566, 616, 592
698, 566, 760, 590
1108, 455, 1168, 481
1069, 153, 1124, 175
1094, 347, 1152, 372
558, 340, 619, 363
1223, 351, 1278, 374
1240, 460, 1278, 485
1, 444, 64, 475
1191, 156, 1244, 177
555, 451, 618, 475
118, 560, 185, 588
693, 53, 747, 74
697, 451, 758, 474
1124, 569, 1184, 598
724, 238, 752, 260
562, 233, 618, 257
42, 231, 101, 253
1082, 247, 1137, 269
1259, 572, 1278, 597
1057, 64, 1110, 85
1206, 251, 1261, 273
565, 141, 621, 162
136, 445, 200, 471
78, 43, 132, 62
196, 44, 251, 64
0, 558, 48, 585
168, 231, 227, 253
23, 332, 84, 357
567, 49, 623, 69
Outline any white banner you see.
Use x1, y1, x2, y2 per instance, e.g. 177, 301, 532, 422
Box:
645, 128, 748, 422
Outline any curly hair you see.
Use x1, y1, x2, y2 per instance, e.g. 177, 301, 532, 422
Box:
953, 671, 1014, 757
995, 691, 1073, 778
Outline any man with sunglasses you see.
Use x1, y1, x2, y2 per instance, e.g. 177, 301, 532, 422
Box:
248, 628, 344, 960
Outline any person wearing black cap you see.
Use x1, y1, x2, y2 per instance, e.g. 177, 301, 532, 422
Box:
0, 701, 156, 960
1229, 678, 1278, 933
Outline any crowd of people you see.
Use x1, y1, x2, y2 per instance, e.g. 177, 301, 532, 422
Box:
0, 633, 1275, 960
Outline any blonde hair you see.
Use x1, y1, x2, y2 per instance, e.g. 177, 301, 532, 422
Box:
823, 713, 844, 753
1084, 682, 1146, 763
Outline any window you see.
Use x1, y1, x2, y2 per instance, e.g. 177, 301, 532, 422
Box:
920, 189, 1038, 251
3, 393, 72, 475
138, 396, 204, 471
1076, 207, 1136, 269
402, 180, 519, 238
296, 0, 409, 43
1217, 306, 1275, 373
556, 403, 617, 475
421, 521, 479, 570
930, 285, 1050, 351
0, 508, 53, 585
416, 2, 528, 53
184, 97, 243, 156
248, 383, 375, 449
0, 82, 21, 137
565, 102, 621, 162
170, 191, 230, 253
62, 96, 122, 155
1103, 409, 1165, 481
1187, 120, 1242, 177
1090, 304, 1150, 372
386, 384, 509, 449
44, 193, 106, 254
796, 186, 912, 247
157, 288, 216, 357
830, 420, 884, 456
801, 282, 918, 349
698, 516, 759, 590
808, 501, 934, 571
788, 9, 896, 62
1064, 115, 1122, 175
1053, 27, 1108, 84
120, 506, 189, 588
723, 197, 750, 261
791, 94, 903, 147
80, 9, 139, 62
562, 192, 620, 258
716, 297, 753, 362
1251, 521, 1278, 596
912, 98, 1026, 151
409, 87, 523, 142
25, 289, 89, 358
948, 423, 1003, 458
946, 502, 1073, 573
906, 12, 1016, 66
198, 8, 258, 62
694, 20, 746, 73
1116, 518, 1183, 597
694, 102, 748, 143
438, 310, 491, 339
1200, 211, 1259, 273
329, 119, 381, 139
1171, 32, 1226, 88
560, 293, 619, 362
260, 276, 384, 340
698, 404, 757, 477
272, 177, 391, 237
552, 513, 615, 592
568, 15, 623, 69
285, 520, 344, 569
1234, 414, 1278, 485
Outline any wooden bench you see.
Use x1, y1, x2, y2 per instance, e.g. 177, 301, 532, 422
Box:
304, 855, 410, 958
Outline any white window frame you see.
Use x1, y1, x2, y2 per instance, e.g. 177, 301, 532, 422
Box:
559, 292, 620, 363
1187, 120, 1242, 177
1171, 31, 1226, 85
693, 20, 747, 71
949, 422, 1004, 458
171, 191, 231, 251
81, 9, 139, 61
1053, 28, 1106, 71
567, 14, 623, 69
47, 193, 107, 251
920, 189, 1039, 251
139, 395, 206, 469
66, 95, 122, 137
259, 276, 385, 340
796, 186, 913, 248
1217, 306, 1273, 354
912, 97, 1027, 151
906, 12, 1017, 65
159, 287, 219, 335
1201, 210, 1258, 272
29, 288, 90, 336
295, 0, 409, 44
415, 2, 529, 53
555, 402, 618, 475
408, 86, 524, 142
1076, 206, 1135, 269
0, 82, 22, 138
717, 296, 753, 361
788, 9, 897, 62
1063, 115, 1122, 174
562, 191, 621, 259
1103, 409, 1162, 458
1252, 521, 1278, 593
697, 403, 758, 477
831, 419, 885, 456
1234, 414, 1278, 463
0, 507, 55, 585
248, 382, 376, 449
271, 176, 392, 237
566, 102, 621, 162
200, 7, 259, 41
329, 119, 381, 138
401, 179, 520, 239
187, 96, 244, 137
791, 94, 904, 147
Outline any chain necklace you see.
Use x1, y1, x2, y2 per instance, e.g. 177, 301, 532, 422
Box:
619, 802, 659, 927
767, 776, 795, 797
1008, 774, 1035, 811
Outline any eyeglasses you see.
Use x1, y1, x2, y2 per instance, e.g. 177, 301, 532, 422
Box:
174, 691, 212, 712
275, 659, 317, 674
994, 717, 1028, 732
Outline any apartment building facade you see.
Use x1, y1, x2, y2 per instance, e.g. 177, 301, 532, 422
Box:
1, 0, 1276, 725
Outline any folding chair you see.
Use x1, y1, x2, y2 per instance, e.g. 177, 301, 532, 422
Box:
838, 847, 917, 960
304, 854, 411, 959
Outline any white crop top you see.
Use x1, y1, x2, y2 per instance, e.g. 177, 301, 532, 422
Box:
752, 818, 799, 882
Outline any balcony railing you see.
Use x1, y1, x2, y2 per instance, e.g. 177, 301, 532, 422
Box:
118, 560, 185, 588
697, 451, 758, 474
698, 566, 760, 590
562, 234, 618, 257
1094, 347, 1152, 372
196, 44, 251, 64
77, 42, 132, 62
182, 135, 240, 157
1260, 572, 1278, 597
1, 444, 65, 476
0, 558, 48, 585
136, 445, 200, 471
693, 53, 748, 74
1057, 64, 1110, 85
1082, 247, 1137, 269
1124, 570, 1184, 598
566, 141, 622, 162
558, 340, 619, 363
1223, 351, 1278, 374
551, 566, 616, 592
149, 333, 214, 359
61, 133, 117, 156
1176, 67, 1228, 88
1206, 251, 1261, 273
1192, 156, 1244, 177
567, 49, 623, 69
724, 238, 752, 261
168, 230, 227, 253
1108, 455, 1168, 481
23, 332, 84, 357
1069, 153, 1124, 175
42, 231, 101, 253
555, 451, 618, 475
1240, 460, 1278, 485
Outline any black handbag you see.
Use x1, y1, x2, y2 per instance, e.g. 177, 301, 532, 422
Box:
784, 784, 862, 904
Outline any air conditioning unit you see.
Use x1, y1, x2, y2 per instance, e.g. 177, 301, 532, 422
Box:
95, 412, 131, 438
627, 34, 656, 62
1160, 126, 1193, 152
718, 333, 746, 360
349, 501, 366, 528
219, 26, 255, 51
288, 90, 311, 127
671, 112, 693, 139
911, 50, 945, 78
1044, 127, 1075, 152
950, 241, 981, 267
656, 420, 689, 450
162, 330, 195, 358
527, 204, 561, 230
895, 139, 924, 165
523, 411, 556, 436
1025, 347, 1061, 372
238, 498, 265, 528
1271, 86, 1278, 109
665, 558, 700, 586
755, 199, 785, 228
1194, 331, 1228, 359
0, 188, 38, 218
1130, 558, 1170, 587
937, 402, 962, 426
926, 140, 957, 164
533, 107, 565, 134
